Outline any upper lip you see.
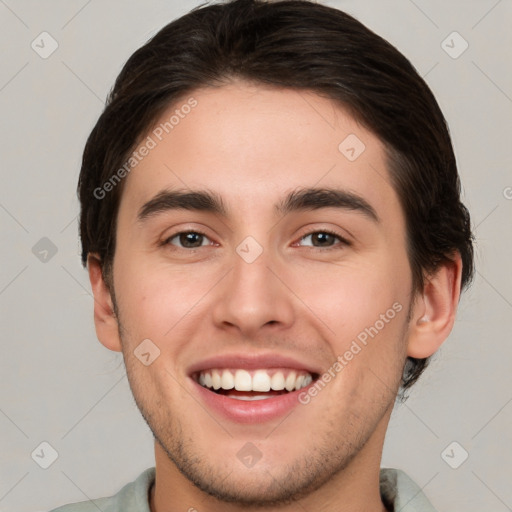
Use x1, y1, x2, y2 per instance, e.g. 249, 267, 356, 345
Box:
187, 352, 322, 377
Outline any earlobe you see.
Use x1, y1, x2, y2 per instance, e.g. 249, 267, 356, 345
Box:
87, 253, 122, 352
407, 254, 463, 359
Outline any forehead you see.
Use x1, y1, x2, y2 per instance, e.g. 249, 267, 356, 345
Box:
119, 81, 400, 223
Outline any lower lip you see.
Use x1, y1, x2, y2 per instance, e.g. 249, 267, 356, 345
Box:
192, 380, 314, 424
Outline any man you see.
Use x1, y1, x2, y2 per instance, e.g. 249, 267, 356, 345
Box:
52, 0, 474, 510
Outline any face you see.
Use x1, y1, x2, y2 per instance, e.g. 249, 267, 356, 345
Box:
108, 81, 416, 504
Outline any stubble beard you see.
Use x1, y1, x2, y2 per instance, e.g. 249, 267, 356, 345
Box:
112, 292, 407, 508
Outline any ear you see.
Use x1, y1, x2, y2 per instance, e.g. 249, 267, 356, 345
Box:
87, 253, 122, 352
407, 254, 463, 358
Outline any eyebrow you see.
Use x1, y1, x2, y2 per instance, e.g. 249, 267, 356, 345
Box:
137, 187, 379, 223
276, 187, 379, 222
137, 189, 226, 222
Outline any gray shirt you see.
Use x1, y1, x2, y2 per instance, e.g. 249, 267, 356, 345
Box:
49, 467, 437, 512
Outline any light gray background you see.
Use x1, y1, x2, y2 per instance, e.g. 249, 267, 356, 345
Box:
1, 1, 511, 511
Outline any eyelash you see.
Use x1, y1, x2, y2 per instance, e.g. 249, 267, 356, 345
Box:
295, 229, 350, 249
162, 230, 215, 250
162, 229, 350, 250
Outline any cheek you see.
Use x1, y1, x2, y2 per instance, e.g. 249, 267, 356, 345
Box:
113, 257, 218, 345
293, 261, 407, 339
292, 258, 411, 389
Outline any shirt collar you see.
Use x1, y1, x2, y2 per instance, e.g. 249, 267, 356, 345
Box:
380, 468, 438, 511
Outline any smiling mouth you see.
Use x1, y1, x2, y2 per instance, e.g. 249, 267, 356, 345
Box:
194, 368, 317, 401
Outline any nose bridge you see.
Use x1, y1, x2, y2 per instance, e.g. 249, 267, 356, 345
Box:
212, 241, 294, 333
234, 243, 274, 296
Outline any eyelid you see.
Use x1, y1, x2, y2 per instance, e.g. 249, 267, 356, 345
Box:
293, 227, 352, 248
161, 227, 217, 248
159, 225, 351, 250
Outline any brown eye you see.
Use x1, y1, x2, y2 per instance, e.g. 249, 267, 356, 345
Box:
167, 231, 210, 248
299, 231, 342, 248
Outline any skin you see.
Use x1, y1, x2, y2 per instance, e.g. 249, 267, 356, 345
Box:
88, 80, 462, 512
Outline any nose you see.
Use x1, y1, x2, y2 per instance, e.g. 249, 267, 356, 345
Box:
211, 246, 295, 337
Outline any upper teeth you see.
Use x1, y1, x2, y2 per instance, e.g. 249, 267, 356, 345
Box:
198, 369, 313, 392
